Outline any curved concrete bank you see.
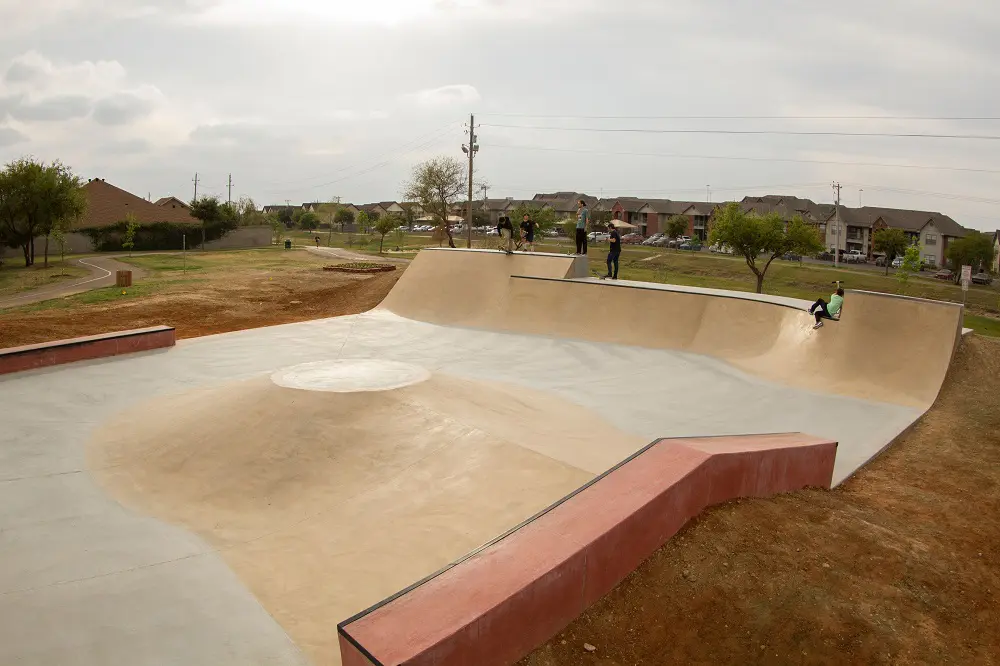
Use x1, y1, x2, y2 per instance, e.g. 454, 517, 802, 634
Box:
339, 433, 837, 666
380, 249, 963, 410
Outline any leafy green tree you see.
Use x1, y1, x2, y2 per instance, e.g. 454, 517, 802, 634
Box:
391, 225, 406, 251
334, 208, 355, 231
664, 215, 689, 243
190, 196, 225, 249
122, 213, 140, 257
872, 228, 909, 276
268, 214, 284, 244
374, 213, 401, 253
0, 158, 86, 267
403, 156, 466, 248
562, 220, 576, 239
897, 244, 922, 291
277, 207, 293, 226
510, 203, 558, 236
50, 222, 69, 275
356, 210, 371, 235
708, 203, 824, 293
947, 231, 995, 275
298, 212, 320, 230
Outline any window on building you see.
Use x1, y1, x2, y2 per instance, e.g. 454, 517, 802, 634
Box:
925, 233, 937, 245
925, 254, 936, 265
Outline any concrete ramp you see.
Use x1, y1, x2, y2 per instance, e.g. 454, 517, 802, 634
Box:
379, 249, 963, 410
377, 248, 586, 325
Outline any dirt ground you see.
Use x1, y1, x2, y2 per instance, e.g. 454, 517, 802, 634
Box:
0, 255, 400, 348
521, 335, 1000, 666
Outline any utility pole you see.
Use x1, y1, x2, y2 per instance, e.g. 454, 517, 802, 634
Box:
192, 172, 199, 202
833, 181, 842, 268
227, 174, 233, 206
462, 114, 479, 249
480, 182, 489, 217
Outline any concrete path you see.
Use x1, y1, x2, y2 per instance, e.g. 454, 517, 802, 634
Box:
305, 245, 410, 264
0, 256, 145, 310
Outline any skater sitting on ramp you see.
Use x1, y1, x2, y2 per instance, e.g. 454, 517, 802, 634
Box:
809, 287, 844, 329
497, 215, 515, 254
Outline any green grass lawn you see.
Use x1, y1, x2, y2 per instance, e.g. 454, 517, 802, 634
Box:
0, 260, 89, 297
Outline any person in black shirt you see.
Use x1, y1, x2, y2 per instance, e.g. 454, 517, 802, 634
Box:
603, 222, 621, 279
519, 214, 537, 253
496, 215, 515, 254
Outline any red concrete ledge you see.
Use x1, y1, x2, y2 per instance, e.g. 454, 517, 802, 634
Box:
0, 326, 175, 376
338, 432, 837, 666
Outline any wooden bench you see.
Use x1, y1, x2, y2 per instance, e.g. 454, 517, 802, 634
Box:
0, 326, 176, 376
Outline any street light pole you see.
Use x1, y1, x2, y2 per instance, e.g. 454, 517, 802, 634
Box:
462, 114, 478, 249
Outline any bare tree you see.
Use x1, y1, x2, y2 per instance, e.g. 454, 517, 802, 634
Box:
403, 156, 466, 249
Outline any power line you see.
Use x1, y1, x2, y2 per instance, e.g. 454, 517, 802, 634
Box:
260, 120, 462, 193
478, 113, 1000, 122
843, 184, 1000, 206
480, 123, 1000, 141
481, 141, 1000, 175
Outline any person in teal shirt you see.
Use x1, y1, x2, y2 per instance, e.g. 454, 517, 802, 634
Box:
809, 288, 844, 328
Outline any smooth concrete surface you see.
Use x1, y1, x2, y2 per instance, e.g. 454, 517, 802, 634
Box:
340, 434, 838, 666
0, 248, 962, 665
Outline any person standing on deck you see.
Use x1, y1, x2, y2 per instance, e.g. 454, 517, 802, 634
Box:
575, 199, 589, 255
603, 222, 621, 280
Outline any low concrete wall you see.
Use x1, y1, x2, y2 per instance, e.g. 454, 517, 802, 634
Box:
202, 226, 272, 250
339, 433, 837, 666
1, 232, 94, 260
0, 326, 175, 375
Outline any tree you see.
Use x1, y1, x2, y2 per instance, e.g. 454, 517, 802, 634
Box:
122, 213, 140, 257
872, 228, 909, 276
392, 225, 406, 251
268, 214, 284, 245
189, 196, 223, 249
277, 207, 293, 226
947, 232, 995, 275
356, 210, 371, 235
0, 158, 86, 267
50, 222, 68, 275
664, 215, 689, 243
334, 208, 355, 231
509, 203, 558, 237
401, 204, 418, 231
562, 219, 577, 239
298, 212, 320, 230
708, 203, 824, 293
374, 213, 401, 254
897, 244, 922, 292
403, 156, 466, 248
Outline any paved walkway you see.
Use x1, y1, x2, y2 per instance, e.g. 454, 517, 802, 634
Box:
0, 256, 145, 310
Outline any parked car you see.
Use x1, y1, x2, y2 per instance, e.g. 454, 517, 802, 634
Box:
709, 243, 733, 254
678, 241, 703, 251
874, 255, 888, 267
621, 233, 644, 244
642, 233, 665, 246
486, 228, 499, 236
843, 250, 867, 264
544, 229, 560, 237
780, 252, 802, 261
972, 272, 993, 285
817, 251, 834, 262
891, 257, 904, 268
588, 231, 610, 243
934, 269, 955, 281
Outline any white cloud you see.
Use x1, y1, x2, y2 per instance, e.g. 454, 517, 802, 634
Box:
406, 84, 481, 109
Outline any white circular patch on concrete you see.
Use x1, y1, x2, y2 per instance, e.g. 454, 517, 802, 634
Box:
270, 359, 431, 393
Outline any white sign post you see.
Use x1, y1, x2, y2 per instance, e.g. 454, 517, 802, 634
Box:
961, 265, 972, 304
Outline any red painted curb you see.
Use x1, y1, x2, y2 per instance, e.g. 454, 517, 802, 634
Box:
339, 433, 837, 666
0, 326, 176, 375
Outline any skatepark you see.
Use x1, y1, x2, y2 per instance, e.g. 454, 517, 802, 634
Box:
0, 248, 966, 666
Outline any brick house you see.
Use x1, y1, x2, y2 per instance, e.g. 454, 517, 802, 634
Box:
634, 200, 716, 239
829, 207, 967, 267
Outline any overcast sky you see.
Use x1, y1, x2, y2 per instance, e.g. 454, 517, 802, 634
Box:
0, 0, 997, 230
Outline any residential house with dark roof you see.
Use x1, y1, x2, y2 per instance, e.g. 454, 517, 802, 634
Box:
80, 179, 198, 228
824, 206, 967, 267
154, 196, 190, 210
635, 200, 719, 239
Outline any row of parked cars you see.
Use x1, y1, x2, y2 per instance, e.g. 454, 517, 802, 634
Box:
636, 233, 707, 251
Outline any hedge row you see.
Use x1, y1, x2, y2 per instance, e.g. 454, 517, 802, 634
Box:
79, 219, 237, 252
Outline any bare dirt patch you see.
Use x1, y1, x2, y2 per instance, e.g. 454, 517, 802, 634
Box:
522, 335, 1000, 666
0, 259, 400, 348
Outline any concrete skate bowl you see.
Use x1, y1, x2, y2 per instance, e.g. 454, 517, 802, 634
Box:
87, 360, 647, 666
381, 248, 964, 410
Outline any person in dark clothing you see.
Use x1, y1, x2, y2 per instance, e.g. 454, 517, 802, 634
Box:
603, 222, 621, 279
519, 214, 537, 252
575, 199, 589, 255
496, 215, 515, 254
